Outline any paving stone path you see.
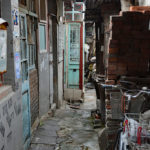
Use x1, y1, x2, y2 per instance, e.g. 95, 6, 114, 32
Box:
29, 89, 100, 150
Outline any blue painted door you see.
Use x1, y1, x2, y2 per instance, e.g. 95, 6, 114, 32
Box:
20, 14, 31, 150
68, 23, 81, 88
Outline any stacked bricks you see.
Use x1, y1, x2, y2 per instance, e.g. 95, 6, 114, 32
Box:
107, 9, 150, 80
105, 8, 150, 149
29, 69, 39, 126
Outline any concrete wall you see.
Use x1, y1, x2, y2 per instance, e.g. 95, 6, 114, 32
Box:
0, 90, 23, 150
138, 0, 150, 6
139, 0, 150, 6
58, 62, 63, 106
0, 0, 23, 150
49, 17, 54, 106
38, 0, 52, 116
57, 23, 65, 107
49, 53, 54, 105
38, 53, 50, 116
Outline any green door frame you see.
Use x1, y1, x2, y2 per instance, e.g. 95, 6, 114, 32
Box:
20, 13, 31, 150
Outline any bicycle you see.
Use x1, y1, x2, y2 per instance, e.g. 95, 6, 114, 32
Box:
101, 84, 150, 150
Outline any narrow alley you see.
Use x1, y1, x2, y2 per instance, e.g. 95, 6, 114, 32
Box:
29, 88, 100, 150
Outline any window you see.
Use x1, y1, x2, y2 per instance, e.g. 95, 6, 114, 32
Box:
74, 13, 84, 22
40, 0, 46, 21
27, 16, 37, 68
70, 24, 80, 62
29, 0, 36, 13
20, 15, 28, 82
39, 24, 46, 52
74, 3, 83, 11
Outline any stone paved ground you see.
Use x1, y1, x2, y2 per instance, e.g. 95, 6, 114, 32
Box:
29, 88, 100, 150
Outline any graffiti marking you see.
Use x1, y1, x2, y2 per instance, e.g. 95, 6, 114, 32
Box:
0, 122, 5, 137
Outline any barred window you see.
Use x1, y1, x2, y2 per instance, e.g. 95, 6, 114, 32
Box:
27, 16, 37, 68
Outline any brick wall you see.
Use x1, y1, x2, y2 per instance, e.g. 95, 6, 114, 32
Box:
29, 69, 39, 125
107, 10, 150, 80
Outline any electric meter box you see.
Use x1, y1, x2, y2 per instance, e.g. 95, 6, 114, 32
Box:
0, 18, 8, 73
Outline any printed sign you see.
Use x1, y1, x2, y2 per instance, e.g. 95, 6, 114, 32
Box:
15, 52, 21, 79
0, 30, 7, 73
12, 8, 19, 37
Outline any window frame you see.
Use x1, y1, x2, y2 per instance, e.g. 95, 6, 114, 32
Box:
38, 23, 47, 53
29, 0, 36, 13
27, 16, 37, 70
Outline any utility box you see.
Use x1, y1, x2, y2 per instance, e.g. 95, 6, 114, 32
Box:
0, 18, 8, 73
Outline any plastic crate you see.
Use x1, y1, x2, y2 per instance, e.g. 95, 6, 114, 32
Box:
110, 92, 124, 120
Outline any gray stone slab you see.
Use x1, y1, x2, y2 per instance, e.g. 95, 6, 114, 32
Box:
35, 128, 57, 137
30, 144, 55, 150
43, 120, 58, 126
56, 137, 68, 144
39, 123, 60, 131
32, 134, 57, 145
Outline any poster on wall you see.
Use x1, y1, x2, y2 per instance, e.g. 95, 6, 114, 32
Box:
15, 52, 21, 79
12, 8, 19, 37
14, 38, 20, 52
0, 30, 7, 73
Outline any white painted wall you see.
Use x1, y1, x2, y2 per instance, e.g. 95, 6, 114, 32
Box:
138, 0, 150, 6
